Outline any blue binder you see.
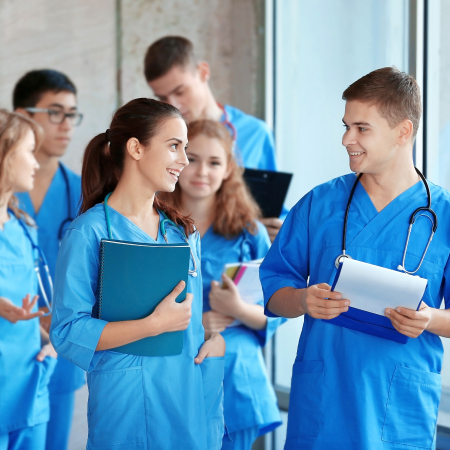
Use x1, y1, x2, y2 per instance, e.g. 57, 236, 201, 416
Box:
95, 238, 190, 356
322, 264, 410, 344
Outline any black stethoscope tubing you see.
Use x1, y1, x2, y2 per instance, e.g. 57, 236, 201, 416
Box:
58, 163, 75, 241
336, 167, 438, 273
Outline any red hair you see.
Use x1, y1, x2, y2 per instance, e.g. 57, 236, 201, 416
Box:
80, 98, 194, 235
163, 120, 261, 238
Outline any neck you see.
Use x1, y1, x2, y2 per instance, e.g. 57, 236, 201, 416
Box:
180, 191, 215, 234
107, 167, 157, 223
198, 87, 223, 121
35, 151, 59, 178
360, 153, 419, 211
0, 191, 13, 229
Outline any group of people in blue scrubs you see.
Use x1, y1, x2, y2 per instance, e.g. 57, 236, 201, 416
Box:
1, 35, 449, 450
0, 36, 285, 450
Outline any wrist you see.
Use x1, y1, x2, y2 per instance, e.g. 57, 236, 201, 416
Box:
142, 315, 161, 338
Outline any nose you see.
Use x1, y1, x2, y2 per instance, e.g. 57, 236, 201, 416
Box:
167, 95, 181, 110
178, 149, 189, 166
342, 127, 357, 147
196, 161, 208, 176
60, 115, 74, 131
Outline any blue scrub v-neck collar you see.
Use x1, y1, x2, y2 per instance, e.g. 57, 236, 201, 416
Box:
104, 204, 163, 243
348, 176, 425, 248
27, 164, 64, 218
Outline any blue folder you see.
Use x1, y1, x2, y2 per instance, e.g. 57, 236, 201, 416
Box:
93, 238, 190, 356
322, 264, 410, 344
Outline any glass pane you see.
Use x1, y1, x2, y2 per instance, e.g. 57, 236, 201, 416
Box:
427, 0, 450, 430
273, 0, 409, 390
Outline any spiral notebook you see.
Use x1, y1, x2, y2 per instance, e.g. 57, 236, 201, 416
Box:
95, 238, 190, 356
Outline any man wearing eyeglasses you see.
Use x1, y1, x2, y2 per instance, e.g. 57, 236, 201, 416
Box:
14, 69, 85, 450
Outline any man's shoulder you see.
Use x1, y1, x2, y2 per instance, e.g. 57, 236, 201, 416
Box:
225, 104, 271, 134
60, 163, 81, 183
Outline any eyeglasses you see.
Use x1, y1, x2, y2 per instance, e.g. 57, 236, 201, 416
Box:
24, 107, 83, 126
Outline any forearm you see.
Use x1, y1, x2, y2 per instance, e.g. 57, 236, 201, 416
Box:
427, 308, 450, 338
267, 286, 306, 318
40, 325, 50, 343
96, 317, 160, 351
233, 304, 267, 330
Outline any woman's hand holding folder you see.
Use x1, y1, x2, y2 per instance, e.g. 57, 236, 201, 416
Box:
96, 281, 193, 351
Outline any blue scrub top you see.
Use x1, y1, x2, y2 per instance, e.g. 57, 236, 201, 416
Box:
50, 204, 224, 450
17, 163, 85, 395
0, 214, 56, 434
260, 174, 450, 450
202, 222, 284, 435
223, 105, 277, 171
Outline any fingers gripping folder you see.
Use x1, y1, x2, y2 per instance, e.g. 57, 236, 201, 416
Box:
322, 258, 428, 344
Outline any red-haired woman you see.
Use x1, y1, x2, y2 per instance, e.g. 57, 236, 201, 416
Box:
165, 120, 285, 450
50, 99, 225, 450
0, 110, 57, 450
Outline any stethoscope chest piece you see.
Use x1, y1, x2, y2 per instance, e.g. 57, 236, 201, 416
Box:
335, 253, 352, 269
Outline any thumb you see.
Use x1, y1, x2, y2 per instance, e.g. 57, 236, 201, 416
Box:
167, 281, 186, 302
317, 283, 331, 291
194, 344, 209, 364
210, 280, 220, 290
222, 274, 237, 290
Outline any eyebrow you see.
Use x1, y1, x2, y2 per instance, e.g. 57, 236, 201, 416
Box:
48, 103, 78, 111
157, 84, 184, 99
166, 138, 183, 143
342, 119, 371, 127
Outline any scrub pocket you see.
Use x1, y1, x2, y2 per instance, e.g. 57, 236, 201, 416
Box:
200, 356, 225, 450
37, 356, 57, 397
87, 361, 146, 448
286, 360, 324, 439
382, 365, 441, 448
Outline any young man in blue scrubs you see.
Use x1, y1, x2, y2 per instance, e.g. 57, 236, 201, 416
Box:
14, 70, 85, 450
260, 67, 450, 449
144, 36, 283, 241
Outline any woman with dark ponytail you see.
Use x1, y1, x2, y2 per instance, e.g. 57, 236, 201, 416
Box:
50, 99, 225, 450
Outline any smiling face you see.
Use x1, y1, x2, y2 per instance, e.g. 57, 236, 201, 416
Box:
7, 129, 40, 193
25, 90, 77, 158
128, 116, 189, 194
148, 64, 210, 123
342, 100, 412, 174
177, 133, 231, 201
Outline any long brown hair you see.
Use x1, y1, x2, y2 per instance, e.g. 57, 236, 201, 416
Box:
80, 98, 194, 235
165, 120, 261, 238
0, 109, 43, 225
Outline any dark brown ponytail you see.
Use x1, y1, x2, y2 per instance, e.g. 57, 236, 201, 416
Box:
80, 98, 194, 235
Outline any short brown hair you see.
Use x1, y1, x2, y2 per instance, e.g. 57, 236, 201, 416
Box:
342, 67, 422, 137
144, 36, 196, 82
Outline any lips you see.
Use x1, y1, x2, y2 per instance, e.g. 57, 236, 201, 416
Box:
167, 168, 181, 181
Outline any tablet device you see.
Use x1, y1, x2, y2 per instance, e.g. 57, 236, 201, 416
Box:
243, 168, 292, 218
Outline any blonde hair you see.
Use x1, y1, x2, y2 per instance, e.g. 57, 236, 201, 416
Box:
164, 119, 261, 238
0, 109, 43, 224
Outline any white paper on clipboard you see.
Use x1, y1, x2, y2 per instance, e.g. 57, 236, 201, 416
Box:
334, 258, 428, 316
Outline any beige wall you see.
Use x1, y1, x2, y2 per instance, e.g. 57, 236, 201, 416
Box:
0, 0, 264, 173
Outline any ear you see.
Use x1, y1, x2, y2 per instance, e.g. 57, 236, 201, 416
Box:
223, 164, 233, 181
197, 61, 210, 83
397, 119, 414, 144
14, 107, 32, 118
126, 137, 144, 161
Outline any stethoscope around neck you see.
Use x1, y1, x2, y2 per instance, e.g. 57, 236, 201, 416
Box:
12, 211, 53, 316
335, 168, 438, 275
103, 193, 198, 277
58, 162, 76, 242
